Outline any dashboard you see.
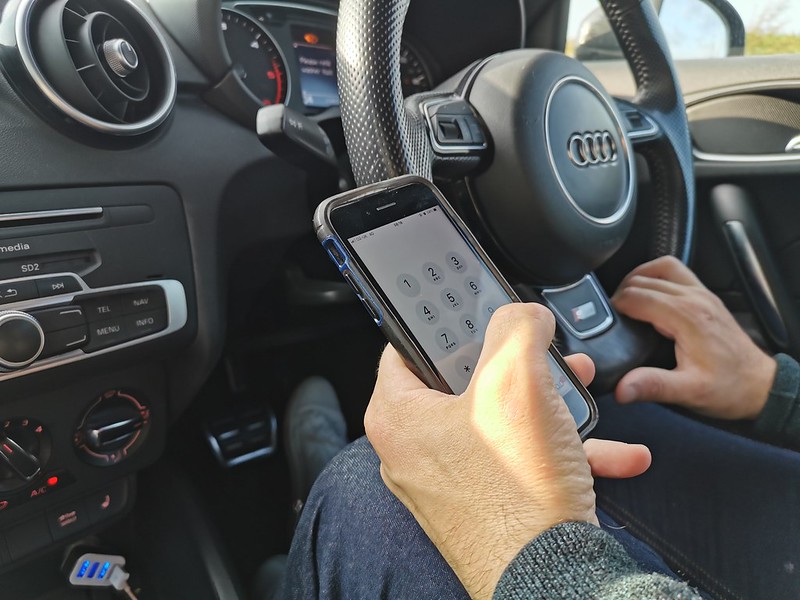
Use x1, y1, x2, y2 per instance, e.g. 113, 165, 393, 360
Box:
0, 0, 526, 579
221, 3, 433, 110
218, 0, 525, 118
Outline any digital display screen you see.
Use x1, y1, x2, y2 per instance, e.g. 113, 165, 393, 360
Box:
346, 196, 591, 427
292, 27, 339, 109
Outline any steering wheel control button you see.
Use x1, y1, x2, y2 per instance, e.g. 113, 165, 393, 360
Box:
0, 280, 38, 306
35, 275, 81, 298
47, 498, 89, 541
397, 274, 421, 297
0, 312, 44, 370
416, 300, 440, 325
616, 102, 660, 141
542, 276, 614, 340
423, 98, 489, 154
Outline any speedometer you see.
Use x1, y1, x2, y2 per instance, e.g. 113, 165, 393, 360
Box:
400, 43, 433, 97
221, 9, 289, 106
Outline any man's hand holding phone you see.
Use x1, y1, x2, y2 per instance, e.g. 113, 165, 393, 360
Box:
365, 303, 652, 600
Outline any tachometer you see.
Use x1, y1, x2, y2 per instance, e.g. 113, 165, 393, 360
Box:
400, 43, 432, 97
221, 9, 289, 106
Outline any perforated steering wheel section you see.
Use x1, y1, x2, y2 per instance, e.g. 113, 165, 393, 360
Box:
337, 0, 432, 185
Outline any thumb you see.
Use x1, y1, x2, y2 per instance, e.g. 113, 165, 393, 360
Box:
615, 366, 684, 405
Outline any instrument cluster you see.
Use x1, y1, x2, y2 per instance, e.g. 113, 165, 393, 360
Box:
221, 2, 434, 112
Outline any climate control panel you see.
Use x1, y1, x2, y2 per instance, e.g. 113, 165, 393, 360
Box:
0, 274, 187, 381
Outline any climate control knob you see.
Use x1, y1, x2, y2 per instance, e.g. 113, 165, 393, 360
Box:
0, 418, 51, 493
74, 390, 150, 466
0, 312, 44, 371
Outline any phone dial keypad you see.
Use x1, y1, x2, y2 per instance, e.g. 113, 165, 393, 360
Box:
405, 249, 511, 392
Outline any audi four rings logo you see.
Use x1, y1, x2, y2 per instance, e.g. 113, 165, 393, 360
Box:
568, 131, 617, 167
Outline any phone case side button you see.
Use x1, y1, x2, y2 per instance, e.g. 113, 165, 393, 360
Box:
322, 238, 347, 268
342, 270, 383, 325
341, 270, 363, 296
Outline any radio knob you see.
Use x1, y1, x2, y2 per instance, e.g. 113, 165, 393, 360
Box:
0, 312, 44, 371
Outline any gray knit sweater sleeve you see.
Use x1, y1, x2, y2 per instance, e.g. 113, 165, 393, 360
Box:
754, 353, 800, 449
493, 522, 701, 599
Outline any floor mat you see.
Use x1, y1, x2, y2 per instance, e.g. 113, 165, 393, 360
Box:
167, 320, 385, 588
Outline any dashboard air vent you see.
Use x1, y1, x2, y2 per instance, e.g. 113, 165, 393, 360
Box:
15, 0, 176, 135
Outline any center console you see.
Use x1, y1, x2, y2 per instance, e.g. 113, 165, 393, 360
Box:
0, 185, 195, 569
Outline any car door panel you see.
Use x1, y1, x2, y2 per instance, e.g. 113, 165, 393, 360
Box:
589, 56, 800, 356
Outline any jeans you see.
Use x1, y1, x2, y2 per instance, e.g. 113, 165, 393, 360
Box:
284, 395, 800, 600
284, 437, 675, 599
592, 394, 800, 600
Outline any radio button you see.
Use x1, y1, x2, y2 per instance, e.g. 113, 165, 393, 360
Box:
120, 287, 166, 314
124, 309, 167, 339
36, 276, 81, 298
40, 325, 89, 358
0, 280, 38, 306
84, 319, 129, 352
81, 295, 127, 322
30, 306, 86, 332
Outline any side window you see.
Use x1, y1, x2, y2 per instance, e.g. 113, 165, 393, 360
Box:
567, 0, 800, 61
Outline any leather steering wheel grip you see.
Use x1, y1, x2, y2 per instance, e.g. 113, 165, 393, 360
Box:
337, 0, 433, 185
599, 0, 695, 263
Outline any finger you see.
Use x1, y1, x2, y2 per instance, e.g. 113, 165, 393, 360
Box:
584, 439, 652, 479
564, 353, 595, 387
620, 256, 701, 288
366, 345, 432, 443
468, 303, 560, 423
613, 274, 691, 301
472, 303, 555, 381
615, 366, 693, 405
376, 344, 429, 393
612, 286, 691, 339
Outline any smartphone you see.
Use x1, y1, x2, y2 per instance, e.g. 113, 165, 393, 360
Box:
314, 175, 598, 438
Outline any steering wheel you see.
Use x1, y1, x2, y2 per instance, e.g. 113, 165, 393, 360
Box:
336, 0, 694, 391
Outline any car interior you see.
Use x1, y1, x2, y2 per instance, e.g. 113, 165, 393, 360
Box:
0, 0, 796, 597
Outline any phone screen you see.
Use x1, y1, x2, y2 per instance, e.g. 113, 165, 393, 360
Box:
334, 184, 592, 429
